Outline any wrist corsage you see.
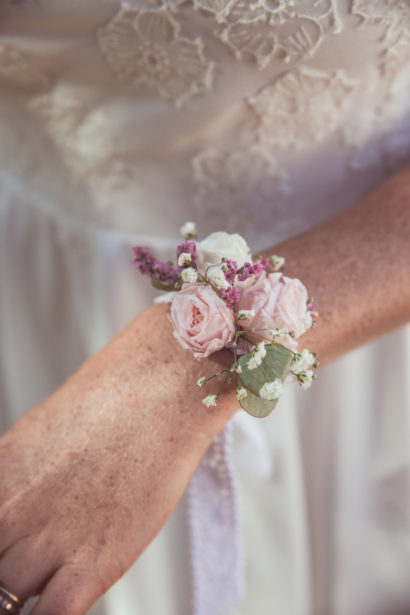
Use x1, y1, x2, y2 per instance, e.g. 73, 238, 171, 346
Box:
132, 222, 318, 417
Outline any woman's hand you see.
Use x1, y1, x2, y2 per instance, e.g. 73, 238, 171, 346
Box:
0, 304, 238, 615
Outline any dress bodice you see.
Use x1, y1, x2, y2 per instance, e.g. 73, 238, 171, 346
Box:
0, 1, 409, 249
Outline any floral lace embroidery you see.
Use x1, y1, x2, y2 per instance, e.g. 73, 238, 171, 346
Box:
381, 27, 410, 80
193, 0, 237, 22
98, 6, 214, 108
27, 89, 129, 224
192, 64, 358, 242
109, 1, 340, 76
287, 0, 341, 33
193, 0, 314, 25
342, 23, 410, 171
352, 0, 410, 49
214, 0, 340, 67
193, 144, 291, 239
352, 0, 410, 23
2, 0, 409, 241
0, 43, 50, 92
248, 67, 356, 150
219, 19, 281, 68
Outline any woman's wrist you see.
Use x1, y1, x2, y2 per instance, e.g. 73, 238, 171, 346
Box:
44, 303, 238, 451
266, 162, 410, 364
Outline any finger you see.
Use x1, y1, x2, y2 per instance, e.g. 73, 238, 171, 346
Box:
30, 563, 104, 615
0, 537, 56, 603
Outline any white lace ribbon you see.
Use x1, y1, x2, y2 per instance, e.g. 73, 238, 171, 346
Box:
154, 294, 274, 614
188, 423, 245, 615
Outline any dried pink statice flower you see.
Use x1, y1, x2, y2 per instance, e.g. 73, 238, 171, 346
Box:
237, 258, 268, 282
223, 259, 238, 285
219, 286, 242, 308
132, 246, 156, 275
132, 245, 180, 285
176, 240, 198, 266
152, 261, 180, 286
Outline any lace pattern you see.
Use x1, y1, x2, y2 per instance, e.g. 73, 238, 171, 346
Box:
248, 67, 356, 150
188, 425, 244, 615
341, 4, 410, 171
0, 0, 409, 239
0, 43, 50, 92
218, 0, 340, 67
192, 145, 291, 239
98, 6, 214, 107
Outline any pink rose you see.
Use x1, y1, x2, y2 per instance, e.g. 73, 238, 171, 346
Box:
236, 272, 309, 345
170, 283, 236, 358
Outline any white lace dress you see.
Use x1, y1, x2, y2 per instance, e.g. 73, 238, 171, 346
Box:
1, 1, 410, 614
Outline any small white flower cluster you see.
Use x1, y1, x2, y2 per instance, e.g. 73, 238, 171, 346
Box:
180, 221, 197, 239
291, 349, 316, 389
237, 310, 255, 321
298, 370, 314, 389
202, 394, 218, 407
259, 378, 283, 400
206, 265, 230, 290
268, 327, 287, 338
291, 349, 315, 373
181, 267, 198, 283
247, 342, 267, 370
178, 252, 192, 267
236, 387, 248, 401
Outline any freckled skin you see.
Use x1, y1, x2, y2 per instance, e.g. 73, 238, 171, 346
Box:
0, 305, 238, 614
274, 163, 410, 362
0, 163, 409, 614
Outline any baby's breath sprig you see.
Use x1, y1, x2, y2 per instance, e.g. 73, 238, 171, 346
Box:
196, 333, 319, 408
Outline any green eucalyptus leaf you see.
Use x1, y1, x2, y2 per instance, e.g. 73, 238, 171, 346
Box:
237, 379, 278, 418
238, 343, 293, 397
151, 275, 178, 292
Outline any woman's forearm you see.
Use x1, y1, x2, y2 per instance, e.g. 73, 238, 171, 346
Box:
46, 302, 239, 452
268, 163, 410, 364
60, 163, 410, 446
69, 162, 410, 444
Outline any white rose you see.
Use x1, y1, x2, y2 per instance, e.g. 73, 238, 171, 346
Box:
197, 231, 251, 274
